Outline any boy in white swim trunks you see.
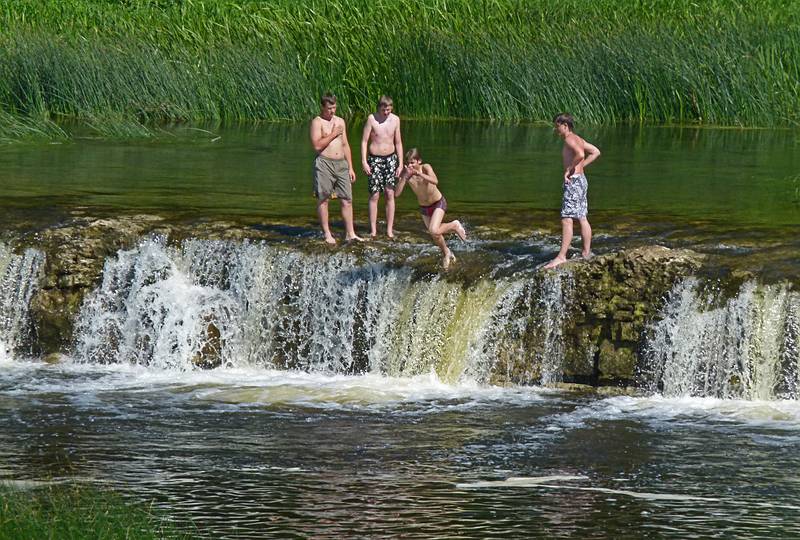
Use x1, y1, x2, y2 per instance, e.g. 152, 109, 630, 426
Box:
544, 113, 601, 269
395, 148, 466, 270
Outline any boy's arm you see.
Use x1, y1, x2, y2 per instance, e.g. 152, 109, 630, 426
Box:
395, 163, 415, 196
416, 164, 438, 185
394, 175, 407, 197
582, 141, 601, 168
340, 120, 356, 183
361, 117, 372, 175
310, 117, 343, 153
394, 116, 404, 177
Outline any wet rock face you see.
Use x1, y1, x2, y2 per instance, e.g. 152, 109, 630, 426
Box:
28, 216, 164, 354
21, 215, 704, 385
564, 246, 705, 384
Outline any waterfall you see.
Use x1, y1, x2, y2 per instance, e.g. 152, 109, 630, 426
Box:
473, 273, 573, 385
0, 242, 44, 359
642, 278, 800, 399
71, 237, 573, 383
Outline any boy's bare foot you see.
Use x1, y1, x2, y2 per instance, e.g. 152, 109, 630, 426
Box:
324, 235, 337, 245
345, 234, 364, 243
543, 256, 566, 269
454, 220, 467, 241
581, 251, 594, 260
387, 231, 395, 240
442, 250, 457, 270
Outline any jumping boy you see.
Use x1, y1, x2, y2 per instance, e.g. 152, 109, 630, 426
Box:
310, 93, 363, 244
543, 113, 601, 269
361, 95, 403, 239
395, 148, 466, 270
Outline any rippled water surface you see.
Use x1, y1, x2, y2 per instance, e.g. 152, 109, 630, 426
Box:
2, 361, 800, 538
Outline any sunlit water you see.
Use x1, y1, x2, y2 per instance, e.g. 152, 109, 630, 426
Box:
1, 123, 799, 537
2, 361, 800, 538
1, 122, 798, 278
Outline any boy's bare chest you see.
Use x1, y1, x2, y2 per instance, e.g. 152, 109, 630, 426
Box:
321, 118, 342, 138
370, 116, 396, 138
409, 177, 433, 192
562, 139, 584, 163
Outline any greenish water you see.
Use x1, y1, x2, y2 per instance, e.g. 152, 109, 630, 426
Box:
3, 364, 800, 539
2, 121, 797, 279
1, 122, 798, 226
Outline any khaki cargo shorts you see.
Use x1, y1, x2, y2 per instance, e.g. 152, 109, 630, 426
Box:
313, 155, 352, 201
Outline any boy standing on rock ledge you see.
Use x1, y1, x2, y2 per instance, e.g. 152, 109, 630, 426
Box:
544, 113, 601, 269
361, 95, 403, 239
310, 93, 363, 244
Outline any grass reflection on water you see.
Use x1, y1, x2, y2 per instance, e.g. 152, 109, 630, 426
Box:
0, 122, 797, 226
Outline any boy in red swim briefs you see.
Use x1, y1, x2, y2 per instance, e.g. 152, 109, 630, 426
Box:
395, 148, 466, 270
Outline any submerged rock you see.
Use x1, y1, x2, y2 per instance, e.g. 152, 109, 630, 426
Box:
43, 352, 65, 364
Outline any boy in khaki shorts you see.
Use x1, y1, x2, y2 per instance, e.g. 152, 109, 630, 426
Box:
309, 93, 363, 244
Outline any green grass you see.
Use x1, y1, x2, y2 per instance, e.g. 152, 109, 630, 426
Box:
0, 110, 67, 143
0, 483, 189, 539
0, 0, 799, 138
791, 173, 800, 204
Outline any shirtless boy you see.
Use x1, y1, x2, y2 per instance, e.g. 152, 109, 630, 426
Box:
543, 113, 601, 269
395, 148, 466, 270
310, 93, 362, 244
361, 95, 403, 239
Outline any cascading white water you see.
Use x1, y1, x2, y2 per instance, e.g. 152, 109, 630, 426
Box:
469, 273, 573, 385
0, 242, 44, 359
71, 237, 573, 383
642, 278, 800, 399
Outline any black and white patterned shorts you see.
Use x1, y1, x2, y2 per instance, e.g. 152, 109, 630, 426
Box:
561, 173, 588, 218
367, 153, 399, 194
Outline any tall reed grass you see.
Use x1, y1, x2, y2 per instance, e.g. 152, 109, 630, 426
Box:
0, 0, 798, 135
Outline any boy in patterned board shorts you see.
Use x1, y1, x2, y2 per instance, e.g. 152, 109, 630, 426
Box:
543, 113, 601, 269
361, 95, 403, 239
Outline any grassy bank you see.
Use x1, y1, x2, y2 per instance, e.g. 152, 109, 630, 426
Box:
0, 0, 798, 134
0, 483, 189, 539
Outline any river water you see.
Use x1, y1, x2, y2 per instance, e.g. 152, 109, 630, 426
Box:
0, 122, 799, 537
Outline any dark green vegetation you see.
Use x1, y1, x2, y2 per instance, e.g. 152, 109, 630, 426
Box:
0, 483, 188, 539
0, 0, 798, 138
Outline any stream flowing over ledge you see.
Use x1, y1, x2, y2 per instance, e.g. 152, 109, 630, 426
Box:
4, 214, 796, 396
